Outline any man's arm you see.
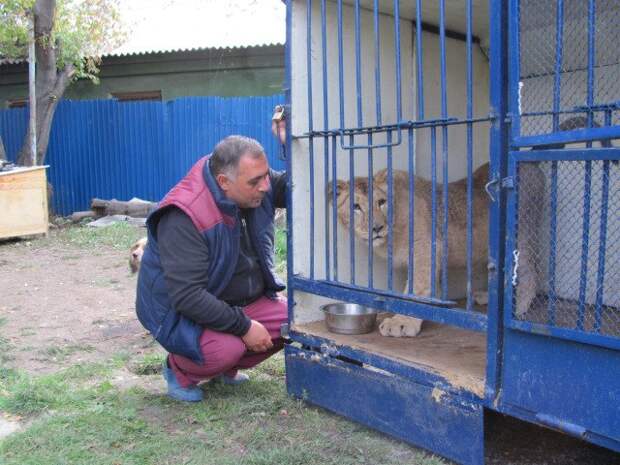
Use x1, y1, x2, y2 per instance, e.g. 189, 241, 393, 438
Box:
157, 207, 251, 336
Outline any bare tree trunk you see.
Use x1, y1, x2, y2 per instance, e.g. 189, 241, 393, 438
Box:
17, 0, 74, 167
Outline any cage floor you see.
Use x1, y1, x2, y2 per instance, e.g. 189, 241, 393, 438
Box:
292, 318, 486, 397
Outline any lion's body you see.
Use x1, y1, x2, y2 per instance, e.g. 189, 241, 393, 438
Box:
332, 164, 490, 336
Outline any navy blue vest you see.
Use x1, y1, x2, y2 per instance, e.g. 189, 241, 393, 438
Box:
135, 156, 285, 362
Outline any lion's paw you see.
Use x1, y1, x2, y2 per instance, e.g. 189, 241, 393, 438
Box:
379, 315, 423, 337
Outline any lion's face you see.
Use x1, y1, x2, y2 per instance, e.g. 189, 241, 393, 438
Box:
330, 178, 390, 248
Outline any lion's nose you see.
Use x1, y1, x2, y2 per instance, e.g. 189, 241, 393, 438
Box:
373, 224, 384, 234
132, 252, 139, 258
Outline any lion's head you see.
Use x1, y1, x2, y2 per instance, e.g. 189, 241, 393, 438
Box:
328, 174, 392, 248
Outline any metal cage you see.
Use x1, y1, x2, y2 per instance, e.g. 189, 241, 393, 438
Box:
283, 1, 620, 464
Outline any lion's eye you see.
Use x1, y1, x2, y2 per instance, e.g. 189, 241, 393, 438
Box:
377, 199, 386, 208
354, 203, 362, 212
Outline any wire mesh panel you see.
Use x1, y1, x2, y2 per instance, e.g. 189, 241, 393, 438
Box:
512, 158, 620, 338
515, 0, 620, 141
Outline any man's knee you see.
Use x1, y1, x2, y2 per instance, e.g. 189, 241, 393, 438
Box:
200, 334, 246, 371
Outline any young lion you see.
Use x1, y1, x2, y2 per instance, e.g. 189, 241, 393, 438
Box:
331, 164, 490, 337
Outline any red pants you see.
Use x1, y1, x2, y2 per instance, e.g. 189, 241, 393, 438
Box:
168, 295, 287, 387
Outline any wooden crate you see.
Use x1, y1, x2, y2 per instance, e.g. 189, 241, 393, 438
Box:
0, 166, 49, 239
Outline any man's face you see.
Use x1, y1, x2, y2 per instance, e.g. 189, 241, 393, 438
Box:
217, 152, 271, 208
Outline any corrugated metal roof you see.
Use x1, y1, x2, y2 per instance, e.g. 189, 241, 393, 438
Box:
107, 42, 284, 59
0, 42, 283, 66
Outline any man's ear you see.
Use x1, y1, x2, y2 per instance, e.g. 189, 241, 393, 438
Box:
216, 173, 230, 192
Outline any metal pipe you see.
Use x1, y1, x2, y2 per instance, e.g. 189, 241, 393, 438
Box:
439, 0, 449, 300
321, 0, 331, 280
466, 0, 473, 310
307, 0, 315, 279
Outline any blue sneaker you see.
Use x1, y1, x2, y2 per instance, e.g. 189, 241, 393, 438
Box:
215, 372, 250, 386
162, 362, 203, 402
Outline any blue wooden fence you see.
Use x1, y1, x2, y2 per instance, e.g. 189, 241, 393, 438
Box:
0, 95, 285, 215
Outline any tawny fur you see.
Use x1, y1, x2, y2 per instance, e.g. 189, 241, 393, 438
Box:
129, 237, 147, 274
332, 164, 490, 337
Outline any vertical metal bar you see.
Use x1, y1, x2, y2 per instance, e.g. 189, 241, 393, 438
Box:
407, 126, 415, 294
373, 0, 382, 126
385, 0, 401, 293
411, 0, 424, 295
387, 132, 394, 291
488, 0, 510, 406
465, 0, 474, 311
355, 0, 363, 126
284, 0, 294, 326
367, 135, 374, 289
547, 161, 558, 325
415, 0, 425, 121
321, 0, 330, 280
431, 126, 438, 298
552, 0, 564, 132
577, 0, 596, 330
509, 0, 522, 139
354, 0, 369, 288
547, 0, 564, 323
439, 0, 449, 300
348, 151, 356, 282
577, 161, 592, 330
393, 0, 402, 123
307, 0, 315, 279
586, 0, 595, 127
337, 0, 356, 284
337, 0, 345, 132
332, 135, 339, 281
594, 110, 612, 332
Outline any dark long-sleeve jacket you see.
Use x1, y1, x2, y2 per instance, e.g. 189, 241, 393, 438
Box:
135, 155, 286, 362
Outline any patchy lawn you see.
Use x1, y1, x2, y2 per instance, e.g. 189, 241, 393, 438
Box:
0, 223, 617, 465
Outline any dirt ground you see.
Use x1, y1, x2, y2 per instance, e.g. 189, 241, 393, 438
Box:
0, 227, 618, 465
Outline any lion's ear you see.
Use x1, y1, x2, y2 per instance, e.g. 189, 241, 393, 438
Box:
354, 178, 369, 195
327, 180, 349, 200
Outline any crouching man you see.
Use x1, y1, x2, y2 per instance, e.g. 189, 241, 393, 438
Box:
136, 135, 287, 402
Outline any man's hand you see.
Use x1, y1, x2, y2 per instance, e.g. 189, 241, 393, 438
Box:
272, 105, 287, 145
242, 320, 274, 353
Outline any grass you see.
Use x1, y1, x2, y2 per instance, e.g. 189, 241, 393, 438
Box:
128, 352, 166, 375
36, 343, 96, 362
0, 216, 442, 464
10, 221, 145, 252
58, 222, 145, 250
0, 353, 443, 465
275, 226, 287, 276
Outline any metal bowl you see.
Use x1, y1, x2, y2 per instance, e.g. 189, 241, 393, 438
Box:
320, 303, 378, 335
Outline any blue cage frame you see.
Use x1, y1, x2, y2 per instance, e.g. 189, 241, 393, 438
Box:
283, 1, 620, 464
